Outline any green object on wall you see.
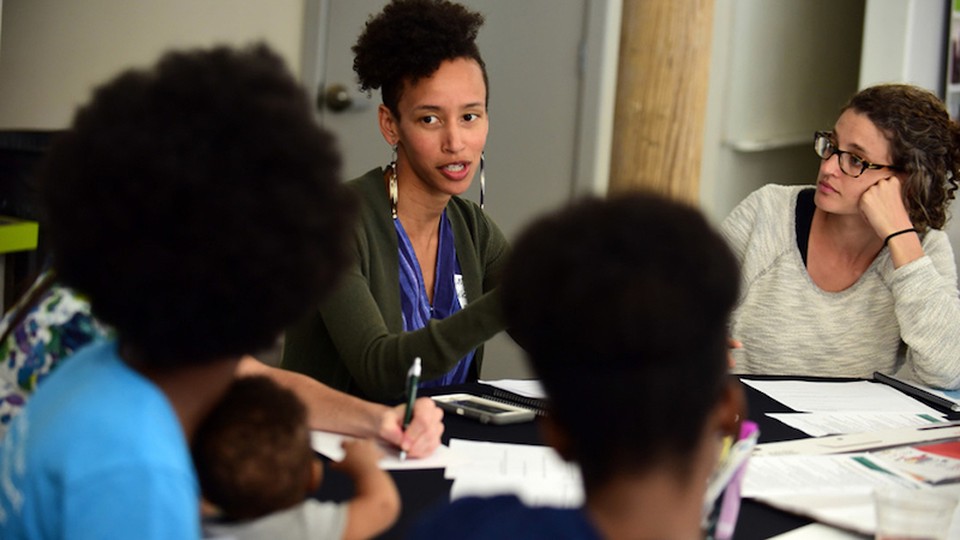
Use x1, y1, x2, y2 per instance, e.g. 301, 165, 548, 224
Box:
0, 216, 39, 254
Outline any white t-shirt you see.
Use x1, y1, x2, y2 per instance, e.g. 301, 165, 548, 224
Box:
204, 499, 347, 540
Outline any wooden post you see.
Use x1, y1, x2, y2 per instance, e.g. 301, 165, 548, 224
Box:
609, 0, 715, 204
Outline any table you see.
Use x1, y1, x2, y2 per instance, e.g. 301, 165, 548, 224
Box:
316, 377, 949, 539
315, 384, 543, 539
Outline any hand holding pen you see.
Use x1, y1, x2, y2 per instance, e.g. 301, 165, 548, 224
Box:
379, 398, 444, 459
399, 357, 422, 461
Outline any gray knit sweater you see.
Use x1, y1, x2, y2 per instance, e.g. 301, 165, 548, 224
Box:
721, 184, 960, 389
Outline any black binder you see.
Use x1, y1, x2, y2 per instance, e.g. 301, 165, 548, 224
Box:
476, 384, 549, 417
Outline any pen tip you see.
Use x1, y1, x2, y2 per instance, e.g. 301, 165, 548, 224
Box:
399, 450, 407, 461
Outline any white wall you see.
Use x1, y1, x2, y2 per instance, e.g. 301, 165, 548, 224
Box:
859, 0, 946, 91
700, 0, 865, 225
0, 0, 304, 129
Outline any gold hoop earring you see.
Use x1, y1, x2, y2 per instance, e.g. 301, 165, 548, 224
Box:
389, 145, 398, 219
479, 152, 486, 210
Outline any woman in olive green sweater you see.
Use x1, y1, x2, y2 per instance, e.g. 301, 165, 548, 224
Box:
282, 0, 508, 400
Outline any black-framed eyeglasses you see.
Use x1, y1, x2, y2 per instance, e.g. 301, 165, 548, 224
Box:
813, 131, 900, 178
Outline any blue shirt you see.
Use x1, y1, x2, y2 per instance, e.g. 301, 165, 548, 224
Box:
410, 495, 602, 540
395, 210, 476, 387
0, 339, 198, 539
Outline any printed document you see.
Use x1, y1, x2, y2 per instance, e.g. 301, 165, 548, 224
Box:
445, 439, 583, 507
743, 453, 960, 535
740, 379, 941, 414
766, 411, 945, 437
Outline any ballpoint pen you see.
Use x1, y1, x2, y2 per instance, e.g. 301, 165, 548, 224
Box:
399, 357, 422, 461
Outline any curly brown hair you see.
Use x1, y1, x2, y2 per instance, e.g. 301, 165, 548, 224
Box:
843, 84, 960, 231
351, 0, 488, 117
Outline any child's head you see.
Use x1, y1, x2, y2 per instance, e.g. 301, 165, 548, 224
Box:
501, 193, 742, 493
193, 376, 319, 520
38, 44, 355, 367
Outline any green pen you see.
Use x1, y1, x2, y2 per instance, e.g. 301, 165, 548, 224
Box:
399, 357, 421, 461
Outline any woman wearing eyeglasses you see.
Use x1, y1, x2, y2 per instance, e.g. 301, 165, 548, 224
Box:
721, 84, 960, 388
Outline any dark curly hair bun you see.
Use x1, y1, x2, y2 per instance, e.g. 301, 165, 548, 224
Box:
352, 0, 487, 113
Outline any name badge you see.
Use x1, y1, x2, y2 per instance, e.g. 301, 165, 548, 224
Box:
454, 274, 468, 308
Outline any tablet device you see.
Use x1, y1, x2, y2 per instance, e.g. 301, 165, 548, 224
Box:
431, 393, 536, 424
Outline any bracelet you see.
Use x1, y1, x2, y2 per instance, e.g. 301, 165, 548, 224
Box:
883, 228, 918, 246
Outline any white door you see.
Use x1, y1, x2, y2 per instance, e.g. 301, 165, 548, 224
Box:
302, 0, 617, 379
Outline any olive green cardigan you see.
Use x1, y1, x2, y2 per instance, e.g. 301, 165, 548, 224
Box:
282, 168, 508, 401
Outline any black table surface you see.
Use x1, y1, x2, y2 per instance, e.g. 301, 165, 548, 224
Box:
315, 376, 954, 539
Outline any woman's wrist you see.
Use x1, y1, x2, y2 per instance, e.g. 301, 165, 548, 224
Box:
884, 227, 918, 247
884, 227, 924, 269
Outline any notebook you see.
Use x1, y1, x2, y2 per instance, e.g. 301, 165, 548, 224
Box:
475, 380, 549, 416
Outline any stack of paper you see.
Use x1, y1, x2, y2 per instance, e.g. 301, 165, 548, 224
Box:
309, 431, 584, 506
742, 379, 960, 536
444, 439, 583, 507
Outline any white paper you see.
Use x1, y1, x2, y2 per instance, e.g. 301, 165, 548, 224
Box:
742, 453, 928, 535
753, 422, 960, 457
757, 492, 876, 536
309, 430, 457, 470
444, 439, 583, 507
450, 476, 583, 507
444, 439, 578, 480
755, 486, 960, 537
767, 522, 869, 540
477, 379, 546, 399
740, 379, 942, 414
742, 454, 920, 498
766, 411, 945, 437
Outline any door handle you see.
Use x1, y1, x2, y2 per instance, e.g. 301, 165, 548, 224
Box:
318, 83, 353, 112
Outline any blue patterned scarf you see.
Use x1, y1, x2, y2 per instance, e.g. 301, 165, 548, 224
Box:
395, 211, 475, 387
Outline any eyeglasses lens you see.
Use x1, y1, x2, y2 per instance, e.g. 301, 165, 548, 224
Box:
814, 134, 861, 177
814, 135, 832, 160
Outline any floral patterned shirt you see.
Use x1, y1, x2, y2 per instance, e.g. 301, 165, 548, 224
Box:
0, 271, 107, 437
